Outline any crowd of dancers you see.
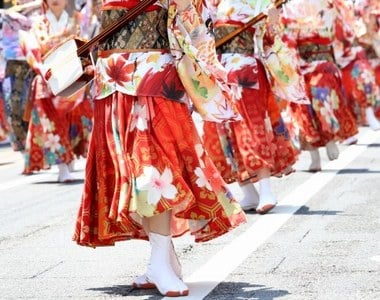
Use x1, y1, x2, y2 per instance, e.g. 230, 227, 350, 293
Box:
0, 0, 97, 181
0, 0, 379, 297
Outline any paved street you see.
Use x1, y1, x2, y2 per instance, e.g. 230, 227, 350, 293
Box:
0, 126, 379, 300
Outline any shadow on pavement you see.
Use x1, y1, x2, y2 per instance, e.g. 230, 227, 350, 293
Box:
0, 161, 14, 167
243, 209, 258, 215
205, 281, 290, 299
31, 179, 84, 185
299, 168, 380, 174
0, 142, 11, 148
87, 284, 161, 299
361, 143, 380, 147
240, 205, 342, 216
337, 168, 380, 174
88, 281, 290, 299
294, 205, 343, 216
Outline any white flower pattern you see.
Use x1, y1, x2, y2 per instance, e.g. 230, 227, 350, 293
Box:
44, 133, 61, 152
136, 166, 178, 205
40, 116, 52, 133
130, 104, 148, 132
194, 167, 212, 191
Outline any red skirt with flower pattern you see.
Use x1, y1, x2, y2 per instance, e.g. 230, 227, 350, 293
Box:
202, 60, 298, 183
373, 63, 380, 118
73, 94, 246, 247
289, 62, 358, 148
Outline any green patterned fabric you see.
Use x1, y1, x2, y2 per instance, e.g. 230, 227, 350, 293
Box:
100, 9, 169, 51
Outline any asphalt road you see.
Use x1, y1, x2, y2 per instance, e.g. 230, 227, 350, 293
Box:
0, 126, 379, 300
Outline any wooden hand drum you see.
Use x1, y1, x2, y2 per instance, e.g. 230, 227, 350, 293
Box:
43, 38, 94, 97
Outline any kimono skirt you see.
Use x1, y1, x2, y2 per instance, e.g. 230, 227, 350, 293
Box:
73, 93, 246, 246
340, 51, 380, 125
23, 75, 92, 173
288, 42, 358, 148
202, 28, 297, 184
360, 46, 380, 118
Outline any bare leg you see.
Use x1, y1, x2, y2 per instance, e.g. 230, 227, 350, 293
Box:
148, 210, 171, 235
141, 218, 150, 236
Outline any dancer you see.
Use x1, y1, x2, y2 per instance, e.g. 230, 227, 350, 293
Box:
280, 0, 358, 172
200, 0, 302, 214
1, 1, 40, 154
19, 0, 93, 181
354, 0, 380, 118
333, 0, 380, 133
72, 0, 246, 297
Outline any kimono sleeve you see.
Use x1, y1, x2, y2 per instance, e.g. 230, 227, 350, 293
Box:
19, 28, 44, 76
256, 14, 310, 104
166, 0, 241, 123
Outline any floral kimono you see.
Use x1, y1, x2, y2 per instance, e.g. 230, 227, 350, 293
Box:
73, 0, 246, 247
332, 0, 380, 124
0, 30, 10, 142
1, 7, 38, 151
354, 0, 380, 117
281, 0, 357, 147
19, 7, 93, 173
198, 0, 299, 184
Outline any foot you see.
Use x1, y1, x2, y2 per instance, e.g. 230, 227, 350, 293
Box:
256, 193, 277, 214
240, 197, 259, 211
133, 240, 183, 290
58, 174, 75, 183
256, 178, 277, 214
238, 183, 260, 210
145, 233, 188, 297
57, 163, 75, 183
68, 160, 75, 172
279, 166, 296, 177
325, 141, 339, 161
341, 136, 358, 145
308, 149, 321, 172
365, 107, 380, 131
22, 170, 34, 175
133, 275, 156, 289
146, 266, 188, 297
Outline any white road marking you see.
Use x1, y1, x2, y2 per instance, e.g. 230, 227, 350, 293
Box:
0, 172, 53, 192
370, 256, 380, 263
163, 129, 380, 300
0, 159, 86, 192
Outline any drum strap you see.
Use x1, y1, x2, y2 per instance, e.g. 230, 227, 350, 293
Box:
77, 0, 158, 57
216, 0, 288, 48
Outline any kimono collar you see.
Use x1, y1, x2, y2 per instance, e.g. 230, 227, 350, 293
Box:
45, 9, 69, 34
